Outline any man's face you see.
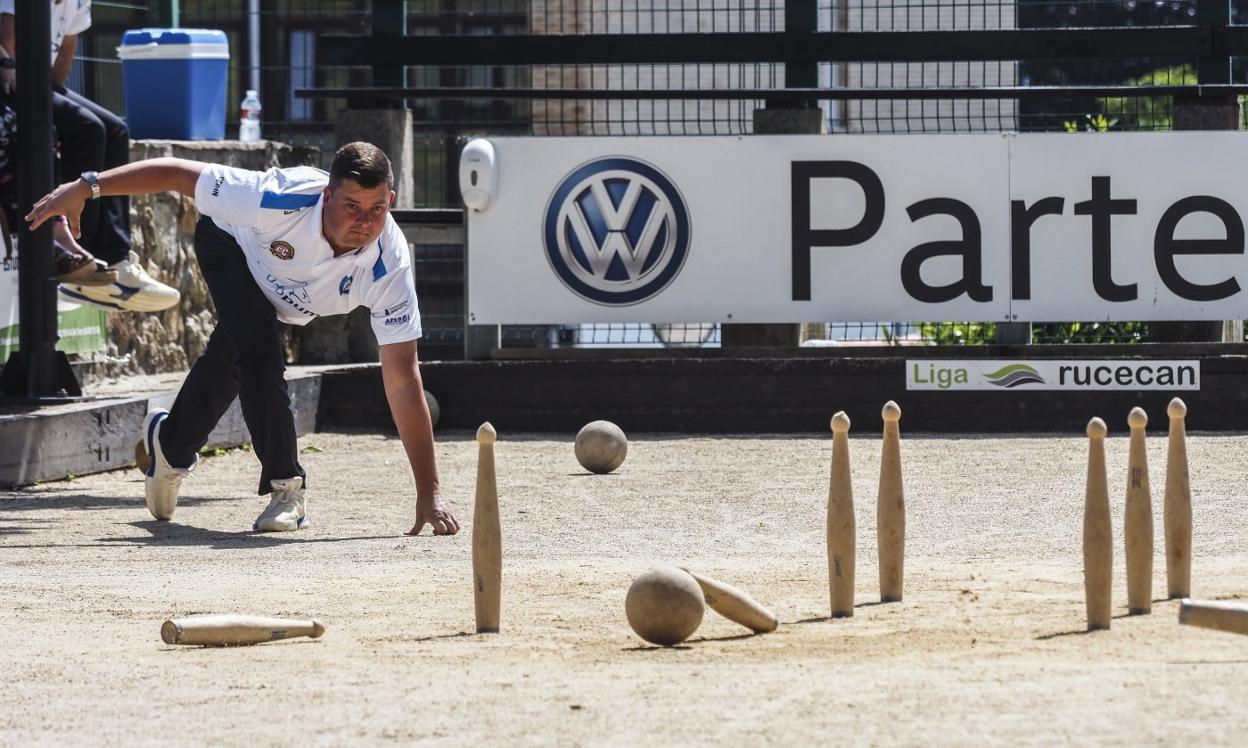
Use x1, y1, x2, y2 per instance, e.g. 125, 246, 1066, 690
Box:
321, 179, 395, 251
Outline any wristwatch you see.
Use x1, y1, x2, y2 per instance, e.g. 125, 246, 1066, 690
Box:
80, 171, 101, 200
0, 57, 14, 69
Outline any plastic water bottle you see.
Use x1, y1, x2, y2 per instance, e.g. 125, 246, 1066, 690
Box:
239, 89, 262, 142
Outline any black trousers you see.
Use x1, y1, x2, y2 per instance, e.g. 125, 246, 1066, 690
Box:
160, 218, 305, 495
50, 86, 131, 266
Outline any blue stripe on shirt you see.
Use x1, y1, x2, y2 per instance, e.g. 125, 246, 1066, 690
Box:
372, 239, 387, 281
259, 192, 321, 210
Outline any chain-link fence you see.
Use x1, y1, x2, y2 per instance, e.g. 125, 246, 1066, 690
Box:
61, 2, 1248, 350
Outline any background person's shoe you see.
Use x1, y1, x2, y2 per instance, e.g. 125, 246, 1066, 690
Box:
254, 478, 308, 532
53, 239, 117, 286
136, 408, 197, 521
60, 251, 180, 312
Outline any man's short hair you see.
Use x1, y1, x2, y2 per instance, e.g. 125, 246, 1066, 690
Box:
329, 142, 393, 189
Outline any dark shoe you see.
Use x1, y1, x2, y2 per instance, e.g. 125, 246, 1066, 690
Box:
53, 240, 117, 286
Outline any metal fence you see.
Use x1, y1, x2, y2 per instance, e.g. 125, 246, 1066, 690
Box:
64, 2, 1248, 349
81, 3, 1240, 177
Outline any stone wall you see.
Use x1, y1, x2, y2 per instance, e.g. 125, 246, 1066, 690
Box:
94, 140, 318, 377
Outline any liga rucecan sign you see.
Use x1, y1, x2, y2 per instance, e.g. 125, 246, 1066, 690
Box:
464, 133, 1248, 324
906, 360, 1199, 391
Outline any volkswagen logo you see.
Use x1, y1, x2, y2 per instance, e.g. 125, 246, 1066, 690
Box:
543, 157, 691, 305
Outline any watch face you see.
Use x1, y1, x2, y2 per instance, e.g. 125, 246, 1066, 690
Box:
81, 172, 100, 198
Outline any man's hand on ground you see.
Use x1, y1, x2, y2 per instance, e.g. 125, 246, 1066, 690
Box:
406, 492, 460, 536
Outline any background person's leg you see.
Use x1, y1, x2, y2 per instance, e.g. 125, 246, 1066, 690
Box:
58, 88, 131, 265
50, 88, 105, 255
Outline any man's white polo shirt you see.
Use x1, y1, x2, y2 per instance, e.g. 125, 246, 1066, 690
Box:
193, 164, 421, 345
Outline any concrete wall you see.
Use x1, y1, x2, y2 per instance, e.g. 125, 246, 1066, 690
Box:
321, 344, 1248, 434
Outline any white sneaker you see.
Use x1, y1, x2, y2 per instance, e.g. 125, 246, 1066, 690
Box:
253, 477, 308, 532
135, 408, 197, 521
60, 251, 180, 312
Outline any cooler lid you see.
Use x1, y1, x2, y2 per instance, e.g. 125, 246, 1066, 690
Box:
118, 29, 229, 59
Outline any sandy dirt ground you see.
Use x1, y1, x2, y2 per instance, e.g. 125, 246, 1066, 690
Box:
2, 427, 1247, 746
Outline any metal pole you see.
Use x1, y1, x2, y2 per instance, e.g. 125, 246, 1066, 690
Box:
373, 0, 407, 93
784, 0, 818, 94
1197, 0, 1231, 86
153, 0, 180, 28
248, 0, 262, 94
1, 0, 78, 398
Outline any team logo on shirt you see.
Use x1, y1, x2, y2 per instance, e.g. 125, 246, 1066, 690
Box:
339, 275, 353, 295
370, 299, 413, 327
263, 273, 315, 317
269, 241, 296, 260
371, 300, 410, 319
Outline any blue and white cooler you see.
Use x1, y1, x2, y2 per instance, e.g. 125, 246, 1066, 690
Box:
118, 28, 229, 140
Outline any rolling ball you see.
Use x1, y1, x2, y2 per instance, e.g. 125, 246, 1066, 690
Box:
424, 390, 440, 429
575, 420, 627, 474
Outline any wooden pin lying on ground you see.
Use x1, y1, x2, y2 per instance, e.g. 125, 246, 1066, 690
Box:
473, 422, 502, 634
827, 411, 855, 618
161, 614, 325, 646
1164, 398, 1192, 600
1125, 407, 1154, 615
1083, 417, 1112, 631
1179, 599, 1248, 636
681, 568, 778, 634
877, 401, 905, 604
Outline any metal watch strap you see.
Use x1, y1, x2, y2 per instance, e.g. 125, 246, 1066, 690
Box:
80, 171, 101, 200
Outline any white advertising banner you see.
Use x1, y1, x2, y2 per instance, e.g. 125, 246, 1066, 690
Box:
465, 132, 1248, 324
905, 359, 1200, 391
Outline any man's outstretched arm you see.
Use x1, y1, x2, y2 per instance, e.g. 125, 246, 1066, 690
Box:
26, 157, 207, 237
379, 339, 459, 536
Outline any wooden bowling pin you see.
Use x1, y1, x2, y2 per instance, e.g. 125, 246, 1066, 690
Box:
1124, 407, 1153, 615
161, 614, 325, 646
1179, 599, 1248, 636
1164, 398, 1192, 600
472, 422, 502, 633
827, 411, 855, 618
1083, 417, 1112, 631
877, 401, 905, 603
682, 569, 779, 633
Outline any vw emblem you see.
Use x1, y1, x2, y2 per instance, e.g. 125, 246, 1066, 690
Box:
543, 157, 691, 305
